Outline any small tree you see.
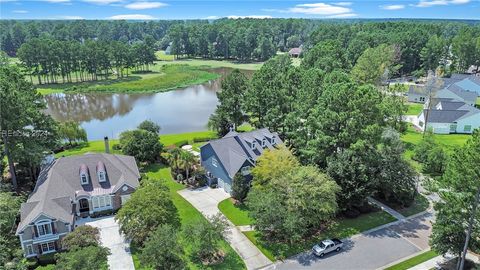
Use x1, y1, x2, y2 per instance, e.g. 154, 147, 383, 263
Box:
116, 180, 179, 245
140, 224, 186, 270
231, 173, 249, 202
119, 129, 163, 163
138, 120, 161, 134
423, 146, 448, 176
184, 214, 228, 263
61, 225, 99, 250
55, 246, 110, 270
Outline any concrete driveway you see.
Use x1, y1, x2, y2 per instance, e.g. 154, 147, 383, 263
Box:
178, 186, 272, 270
270, 212, 433, 270
78, 216, 134, 270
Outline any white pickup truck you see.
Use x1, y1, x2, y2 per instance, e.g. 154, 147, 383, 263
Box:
312, 238, 343, 258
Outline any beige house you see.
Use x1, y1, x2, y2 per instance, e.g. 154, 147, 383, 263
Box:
15, 153, 140, 258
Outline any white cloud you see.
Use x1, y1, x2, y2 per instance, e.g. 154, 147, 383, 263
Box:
57, 15, 84, 19
413, 0, 470, 7
326, 12, 357, 18
288, 2, 353, 15
124, 2, 167, 10
334, 2, 353, 6
381, 4, 405, 10
83, 0, 122, 5
44, 0, 71, 3
204, 16, 220, 20
108, 14, 156, 20
227, 15, 272, 19
12, 10, 28, 13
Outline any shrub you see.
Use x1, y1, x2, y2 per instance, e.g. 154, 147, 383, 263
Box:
192, 136, 216, 143
61, 225, 100, 250
231, 173, 249, 202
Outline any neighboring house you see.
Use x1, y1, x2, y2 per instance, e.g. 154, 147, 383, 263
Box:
418, 98, 480, 134
407, 85, 427, 103
436, 84, 478, 106
15, 152, 140, 258
288, 47, 302, 58
200, 128, 282, 194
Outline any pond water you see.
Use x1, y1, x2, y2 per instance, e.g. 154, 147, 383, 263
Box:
44, 68, 253, 141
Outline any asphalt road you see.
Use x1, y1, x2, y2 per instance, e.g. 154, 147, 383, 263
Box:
270, 212, 433, 270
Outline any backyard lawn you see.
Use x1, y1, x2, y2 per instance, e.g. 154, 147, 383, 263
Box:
55, 130, 217, 158
384, 250, 438, 270
218, 198, 253, 226
405, 102, 423, 115
132, 164, 246, 270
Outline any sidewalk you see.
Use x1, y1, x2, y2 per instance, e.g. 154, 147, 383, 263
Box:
368, 197, 406, 220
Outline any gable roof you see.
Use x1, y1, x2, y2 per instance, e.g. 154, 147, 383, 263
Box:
423, 99, 480, 123
16, 153, 140, 234
202, 128, 282, 178
442, 84, 478, 102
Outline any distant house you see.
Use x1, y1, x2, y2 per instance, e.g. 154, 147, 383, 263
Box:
288, 47, 302, 58
407, 74, 480, 103
418, 98, 480, 134
16, 151, 140, 258
200, 128, 282, 194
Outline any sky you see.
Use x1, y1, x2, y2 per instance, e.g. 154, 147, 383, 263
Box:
0, 0, 479, 20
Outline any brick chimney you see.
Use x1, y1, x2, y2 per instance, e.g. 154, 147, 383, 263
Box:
104, 136, 110, 153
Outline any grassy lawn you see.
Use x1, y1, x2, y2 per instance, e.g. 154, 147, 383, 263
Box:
155, 50, 175, 61
397, 194, 430, 217
243, 210, 396, 260
406, 102, 423, 115
55, 130, 217, 158
132, 164, 245, 270
37, 88, 64, 95
384, 250, 438, 270
218, 198, 253, 226
476, 97, 480, 108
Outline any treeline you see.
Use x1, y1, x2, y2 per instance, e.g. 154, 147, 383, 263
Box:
17, 37, 156, 84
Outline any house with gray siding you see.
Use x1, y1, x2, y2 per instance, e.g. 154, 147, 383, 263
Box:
200, 128, 282, 194
407, 74, 480, 103
418, 98, 480, 134
15, 152, 140, 258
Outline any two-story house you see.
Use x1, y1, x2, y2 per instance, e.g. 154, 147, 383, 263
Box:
200, 128, 282, 193
15, 152, 140, 258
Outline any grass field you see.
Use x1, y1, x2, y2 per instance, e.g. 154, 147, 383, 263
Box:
243, 210, 396, 260
55, 130, 217, 158
397, 194, 430, 217
406, 102, 423, 115
477, 97, 480, 107
37, 64, 219, 94
384, 250, 438, 270
131, 164, 245, 270
218, 198, 253, 226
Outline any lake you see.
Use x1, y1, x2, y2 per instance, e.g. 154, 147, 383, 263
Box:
44, 68, 252, 141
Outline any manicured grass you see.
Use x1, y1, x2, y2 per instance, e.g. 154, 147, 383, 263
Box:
242, 210, 396, 260
133, 164, 245, 270
55, 130, 217, 158
476, 97, 480, 108
218, 198, 253, 226
397, 194, 430, 217
384, 250, 438, 270
155, 58, 263, 71
406, 102, 423, 115
37, 88, 64, 95
155, 50, 175, 61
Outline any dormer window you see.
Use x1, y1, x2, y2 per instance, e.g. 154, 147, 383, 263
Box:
262, 139, 267, 147
96, 161, 106, 183
271, 136, 276, 145
251, 142, 256, 150
79, 164, 89, 185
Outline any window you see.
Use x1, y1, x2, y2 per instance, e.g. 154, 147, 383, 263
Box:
262, 139, 266, 147
450, 124, 457, 133
92, 196, 112, 210
36, 222, 52, 236
80, 174, 88, 185
41, 242, 55, 253
98, 171, 106, 182
92, 198, 99, 209
26, 245, 34, 256
241, 166, 251, 176
420, 97, 425, 102
419, 121, 424, 127
212, 157, 218, 167
464, 125, 472, 132
251, 142, 256, 150
271, 137, 276, 145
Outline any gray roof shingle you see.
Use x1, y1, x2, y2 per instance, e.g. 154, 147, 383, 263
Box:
16, 153, 140, 234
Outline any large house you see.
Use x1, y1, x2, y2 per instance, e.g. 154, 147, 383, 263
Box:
418, 98, 480, 134
15, 152, 140, 258
200, 128, 282, 194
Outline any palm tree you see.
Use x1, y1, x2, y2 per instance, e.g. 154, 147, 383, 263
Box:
169, 147, 182, 174
180, 151, 196, 181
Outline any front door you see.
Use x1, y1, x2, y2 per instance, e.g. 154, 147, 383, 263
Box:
79, 198, 89, 212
